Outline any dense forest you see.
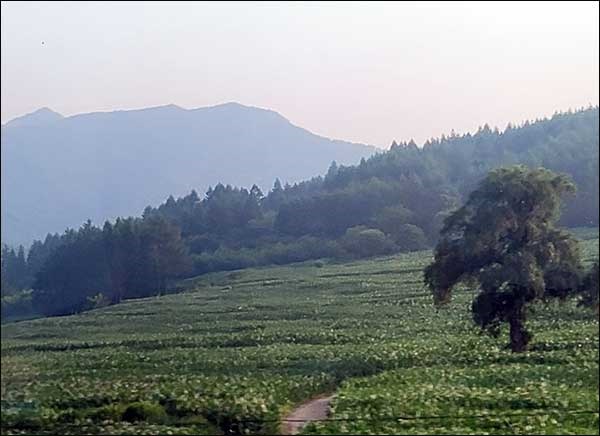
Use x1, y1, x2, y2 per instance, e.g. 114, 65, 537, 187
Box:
2, 107, 598, 317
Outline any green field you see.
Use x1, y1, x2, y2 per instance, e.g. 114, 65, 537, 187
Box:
1, 231, 598, 435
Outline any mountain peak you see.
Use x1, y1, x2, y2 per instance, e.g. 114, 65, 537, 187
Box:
139, 103, 184, 112
191, 101, 291, 124
4, 107, 64, 128
36, 107, 62, 115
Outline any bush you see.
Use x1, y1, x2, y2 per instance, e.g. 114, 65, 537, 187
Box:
341, 226, 396, 258
373, 205, 415, 235
192, 247, 258, 275
192, 237, 343, 274
121, 402, 167, 423
86, 293, 111, 310
394, 224, 428, 251
89, 403, 126, 421
260, 237, 342, 265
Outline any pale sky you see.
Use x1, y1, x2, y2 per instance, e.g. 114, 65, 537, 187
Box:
1, 1, 598, 147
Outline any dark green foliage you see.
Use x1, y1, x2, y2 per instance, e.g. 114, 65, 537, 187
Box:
191, 236, 343, 275
341, 226, 396, 258
1, 245, 29, 294
121, 402, 166, 423
142, 108, 597, 275
10, 108, 599, 317
26, 234, 64, 282
392, 224, 428, 252
89, 403, 127, 422
0, 289, 34, 320
316, 107, 598, 230
372, 205, 414, 236
2, 234, 66, 298
27, 217, 191, 317
33, 221, 111, 316
138, 216, 192, 295
425, 166, 585, 352
580, 262, 599, 314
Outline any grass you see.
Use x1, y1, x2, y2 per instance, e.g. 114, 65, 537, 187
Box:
1, 234, 598, 435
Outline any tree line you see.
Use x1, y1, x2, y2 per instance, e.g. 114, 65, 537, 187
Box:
2, 217, 189, 317
146, 106, 599, 275
2, 107, 598, 318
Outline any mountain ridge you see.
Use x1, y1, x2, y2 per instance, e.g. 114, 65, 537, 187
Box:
1, 103, 377, 246
3, 107, 64, 129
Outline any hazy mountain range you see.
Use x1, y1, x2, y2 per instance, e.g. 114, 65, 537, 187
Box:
1, 103, 377, 246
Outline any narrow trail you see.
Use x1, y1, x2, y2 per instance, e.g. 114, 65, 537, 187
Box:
281, 394, 335, 435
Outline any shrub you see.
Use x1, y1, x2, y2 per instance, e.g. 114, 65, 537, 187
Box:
86, 293, 111, 310
394, 224, 428, 251
341, 226, 396, 258
89, 403, 126, 422
121, 402, 167, 423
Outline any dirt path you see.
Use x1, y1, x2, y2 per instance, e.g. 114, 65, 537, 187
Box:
280, 394, 335, 435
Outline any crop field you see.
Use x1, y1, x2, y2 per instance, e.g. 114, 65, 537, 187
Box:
1, 229, 598, 435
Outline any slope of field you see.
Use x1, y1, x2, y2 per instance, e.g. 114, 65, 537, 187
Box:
1, 232, 598, 435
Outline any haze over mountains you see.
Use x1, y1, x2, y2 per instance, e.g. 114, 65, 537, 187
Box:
1, 103, 377, 246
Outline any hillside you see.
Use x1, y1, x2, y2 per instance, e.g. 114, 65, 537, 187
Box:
143, 107, 599, 273
2, 108, 598, 316
2, 235, 598, 434
274, 107, 599, 236
0, 103, 377, 246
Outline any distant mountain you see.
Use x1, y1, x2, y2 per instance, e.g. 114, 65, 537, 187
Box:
4, 107, 65, 128
1, 103, 377, 246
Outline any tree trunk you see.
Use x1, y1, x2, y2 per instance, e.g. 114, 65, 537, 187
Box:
508, 306, 530, 353
157, 276, 166, 297
111, 285, 122, 304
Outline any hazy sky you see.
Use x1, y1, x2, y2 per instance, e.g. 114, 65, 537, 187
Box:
1, 1, 598, 147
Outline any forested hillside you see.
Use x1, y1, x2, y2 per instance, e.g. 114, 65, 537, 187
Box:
273, 106, 598, 234
2, 107, 598, 317
145, 106, 599, 271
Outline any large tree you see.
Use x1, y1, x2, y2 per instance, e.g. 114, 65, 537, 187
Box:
139, 216, 191, 295
424, 166, 584, 352
33, 221, 111, 316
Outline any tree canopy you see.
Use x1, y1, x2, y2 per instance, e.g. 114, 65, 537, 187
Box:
424, 166, 585, 352
31, 217, 190, 316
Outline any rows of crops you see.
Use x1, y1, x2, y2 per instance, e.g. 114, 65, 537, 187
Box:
1, 231, 598, 434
